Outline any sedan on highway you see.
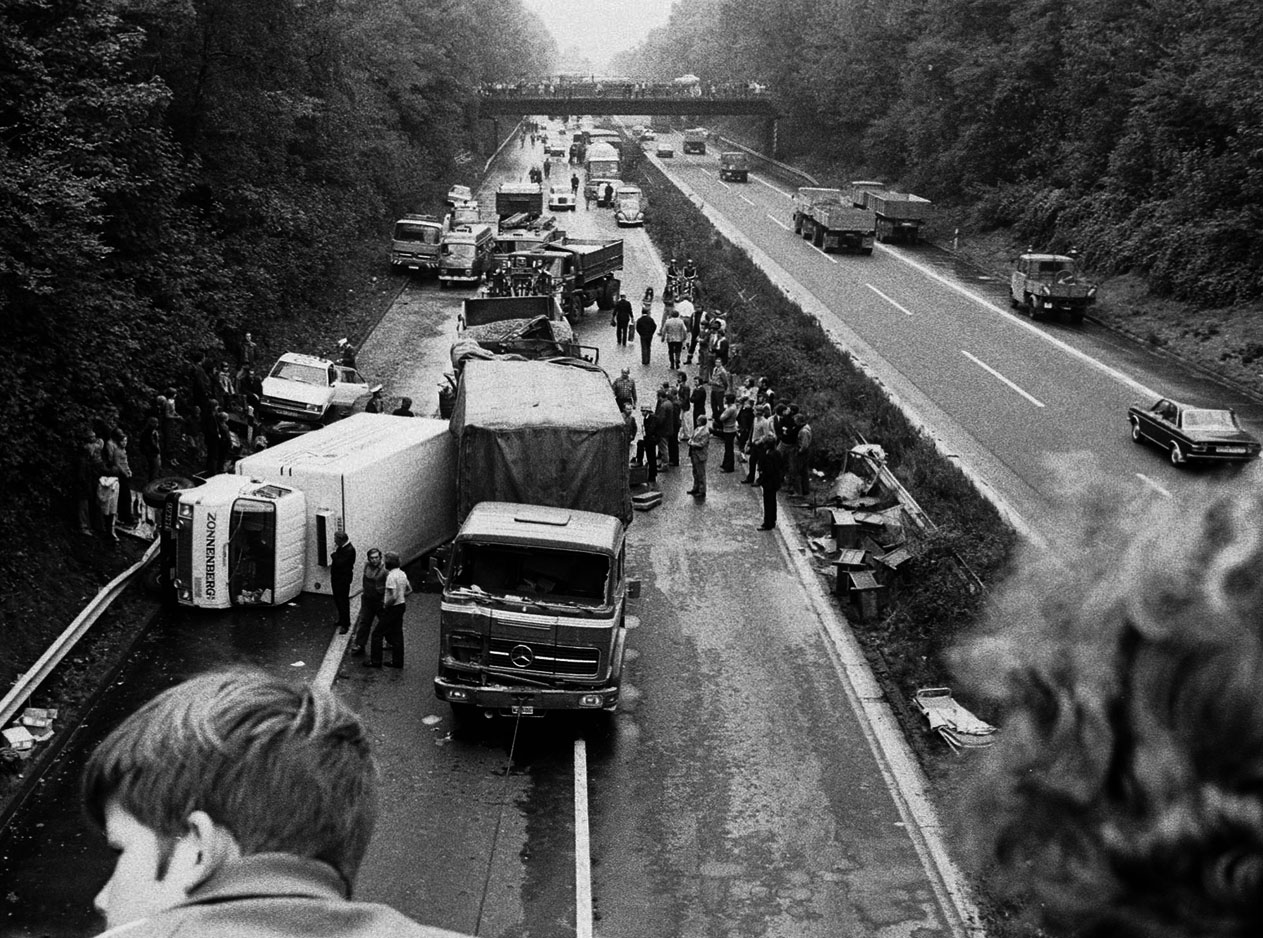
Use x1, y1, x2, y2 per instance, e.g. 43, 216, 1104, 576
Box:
548, 184, 576, 212
1128, 397, 1261, 466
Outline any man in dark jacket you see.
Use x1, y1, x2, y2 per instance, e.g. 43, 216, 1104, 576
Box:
634, 307, 657, 366
330, 531, 356, 633
757, 444, 783, 530
613, 293, 634, 345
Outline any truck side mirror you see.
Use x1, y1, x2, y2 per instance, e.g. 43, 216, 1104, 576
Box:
626, 578, 641, 600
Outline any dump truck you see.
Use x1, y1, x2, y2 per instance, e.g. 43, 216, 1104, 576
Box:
158, 414, 456, 609
847, 180, 886, 208
453, 297, 597, 368
491, 236, 623, 317
495, 183, 546, 220
792, 188, 876, 255
432, 358, 639, 719
1009, 252, 1097, 324
389, 214, 446, 274
718, 152, 749, 182
862, 190, 933, 243
683, 128, 708, 155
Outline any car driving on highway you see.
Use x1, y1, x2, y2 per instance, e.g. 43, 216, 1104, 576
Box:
1128, 397, 1261, 466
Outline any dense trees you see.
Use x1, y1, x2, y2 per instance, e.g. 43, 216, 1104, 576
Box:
611, 0, 1263, 306
0, 0, 554, 519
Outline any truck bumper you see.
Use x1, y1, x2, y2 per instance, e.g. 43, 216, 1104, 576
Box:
434, 676, 621, 714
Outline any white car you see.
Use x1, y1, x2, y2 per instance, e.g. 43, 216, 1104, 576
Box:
259, 353, 373, 424
548, 184, 576, 212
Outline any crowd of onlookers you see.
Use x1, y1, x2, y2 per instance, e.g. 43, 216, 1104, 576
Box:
478, 78, 769, 98
73, 334, 266, 542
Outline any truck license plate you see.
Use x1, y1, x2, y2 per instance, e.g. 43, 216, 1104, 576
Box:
510, 705, 535, 716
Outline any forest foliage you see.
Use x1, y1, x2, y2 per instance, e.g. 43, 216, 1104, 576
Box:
611, 0, 1263, 308
0, 0, 554, 518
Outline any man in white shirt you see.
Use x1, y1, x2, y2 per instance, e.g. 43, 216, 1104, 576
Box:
365, 552, 411, 669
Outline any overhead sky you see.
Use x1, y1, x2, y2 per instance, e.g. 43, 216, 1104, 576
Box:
522, 0, 675, 71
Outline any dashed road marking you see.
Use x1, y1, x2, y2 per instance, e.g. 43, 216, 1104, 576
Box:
768, 214, 792, 231
1136, 473, 1172, 497
755, 175, 793, 198
962, 350, 1046, 408
867, 284, 913, 316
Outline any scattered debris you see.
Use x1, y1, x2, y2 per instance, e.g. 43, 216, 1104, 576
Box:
913, 687, 997, 752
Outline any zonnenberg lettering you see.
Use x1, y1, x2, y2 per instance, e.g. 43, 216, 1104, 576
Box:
205, 511, 217, 600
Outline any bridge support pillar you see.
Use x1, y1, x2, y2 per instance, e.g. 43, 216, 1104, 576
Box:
764, 118, 779, 160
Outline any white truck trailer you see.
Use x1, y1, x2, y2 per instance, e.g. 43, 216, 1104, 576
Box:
159, 414, 456, 609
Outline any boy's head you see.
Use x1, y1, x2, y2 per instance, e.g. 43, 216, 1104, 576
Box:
83, 668, 377, 928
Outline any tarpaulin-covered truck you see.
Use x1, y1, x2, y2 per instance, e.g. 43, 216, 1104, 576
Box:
862, 190, 933, 244
683, 128, 708, 154
494, 183, 545, 220
432, 358, 639, 720
792, 188, 876, 255
157, 415, 456, 609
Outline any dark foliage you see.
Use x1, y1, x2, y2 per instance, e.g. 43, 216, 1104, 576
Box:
612, 0, 1263, 307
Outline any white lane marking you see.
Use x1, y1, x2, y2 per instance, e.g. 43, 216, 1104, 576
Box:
962, 350, 1046, 408
878, 246, 1160, 399
717, 178, 731, 190
737, 192, 755, 205
811, 244, 838, 264
866, 284, 913, 316
767, 214, 791, 231
755, 175, 793, 198
574, 739, 594, 938
1136, 473, 1173, 498
316, 595, 360, 690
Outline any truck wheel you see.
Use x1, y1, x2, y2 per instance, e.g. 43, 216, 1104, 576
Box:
142, 474, 197, 509
449, 703, 482, 733
1169, 442, 1186, 467
1070, 312, 1085, 325
1130, 419, 1143, 444
861, 248, 873, 256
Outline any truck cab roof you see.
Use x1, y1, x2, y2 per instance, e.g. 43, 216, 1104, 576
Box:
459, 502, 624, 554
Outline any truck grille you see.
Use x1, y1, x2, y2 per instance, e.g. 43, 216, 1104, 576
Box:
488, 638, 600, 677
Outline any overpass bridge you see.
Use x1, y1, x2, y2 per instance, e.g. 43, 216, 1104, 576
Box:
473, 94, 782, 156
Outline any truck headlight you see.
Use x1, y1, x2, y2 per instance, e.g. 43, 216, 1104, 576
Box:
306, 403, 323, 413
178, 503, 193, 519
178, 588, 192, 601
578, 694, 604, 708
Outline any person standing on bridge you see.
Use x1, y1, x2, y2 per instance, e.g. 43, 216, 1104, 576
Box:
82, 667, 472, 938
634, 303, 657, 367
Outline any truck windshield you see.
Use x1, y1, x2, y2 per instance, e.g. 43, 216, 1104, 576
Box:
449, 542, 610, 606
394, 223, 440, 244
229, 499, 276, 605
268, 361, 329, 386
444, 242, 476, 260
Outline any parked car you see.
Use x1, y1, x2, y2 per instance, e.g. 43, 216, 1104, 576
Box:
548, 184, 576, 212
656, 141, 674, 158
1128, 397, 1261, 466
639, 130, 657, 143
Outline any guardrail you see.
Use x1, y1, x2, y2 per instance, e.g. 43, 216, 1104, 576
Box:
710, 133, 819, 188
483, 118, 525, 176
0, 540, 159, 729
